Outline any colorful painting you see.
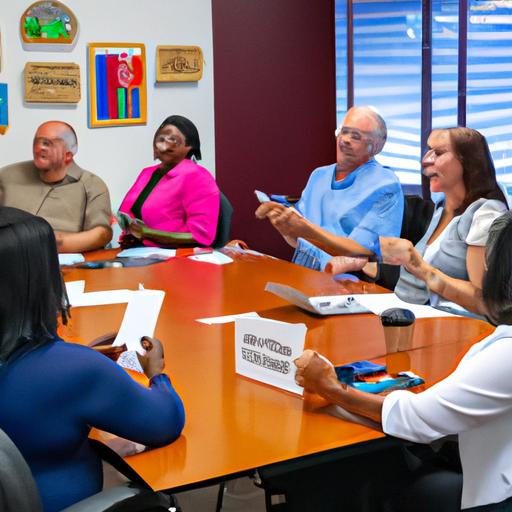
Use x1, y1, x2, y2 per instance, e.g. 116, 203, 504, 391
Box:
156, 46, 203, 83
20, 1, 78, 48
0, 83, 8, 135
87, 43, 147, 128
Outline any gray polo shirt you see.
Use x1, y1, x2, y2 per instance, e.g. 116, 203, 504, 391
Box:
0, 160, 111, 232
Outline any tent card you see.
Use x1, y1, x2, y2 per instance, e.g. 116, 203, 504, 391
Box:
235, 317, 307, 395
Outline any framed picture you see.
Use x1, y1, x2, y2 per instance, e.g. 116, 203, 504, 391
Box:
24, 62, 80, 103
156, 45, 203, 83
20, 1, 79, 49
87, 43, 147, 128
0, 83, 8, 135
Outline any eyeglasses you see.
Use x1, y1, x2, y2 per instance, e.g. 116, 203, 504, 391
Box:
334, 126, 372, 142
423, 148, 451, 162
154, 134, 184, 148
33, 137, 64, 149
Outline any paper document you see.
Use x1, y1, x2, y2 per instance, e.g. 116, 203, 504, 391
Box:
189, 250, 233, 265
352, 293, 459, 318
265, 282, 369, 315
113, 289, 165, 353
59, 253, 85, 265
117, 350, 144, 373
68, 289, 134, 307
235, 317, 307, 395
117, 247, 176, 259
196, 312, 260, 325
65, 280, 85, 304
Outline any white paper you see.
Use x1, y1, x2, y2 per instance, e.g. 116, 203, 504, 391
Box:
59, 253, 85, 265
188, 250, 233, 265
196, 312, 260, 325
235, 317, 307, 395
65, 280, 85, 305
117, 350, 144, 373
112, 290, 165, 353
265, 282, 369, 315
68, 289, 134, 307
116, 247, 176, 259
351, 293, 459, 318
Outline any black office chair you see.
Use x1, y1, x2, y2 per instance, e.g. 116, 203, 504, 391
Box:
212, 191, 234, 248
0, 428, 178, 512
375, 194, 435, 290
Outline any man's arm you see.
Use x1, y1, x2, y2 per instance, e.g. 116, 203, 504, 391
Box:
256, 202, 374, 256
55, 225, 112, 253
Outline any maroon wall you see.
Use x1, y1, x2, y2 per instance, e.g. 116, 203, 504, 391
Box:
212, 0, 336, 260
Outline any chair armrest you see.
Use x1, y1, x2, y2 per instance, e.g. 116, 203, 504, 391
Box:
61, 483, 142, 512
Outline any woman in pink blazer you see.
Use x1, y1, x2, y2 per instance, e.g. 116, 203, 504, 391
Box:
119, 115, 220, 248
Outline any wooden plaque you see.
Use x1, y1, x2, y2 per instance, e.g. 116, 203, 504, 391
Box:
24, 62, 80, 103
156, 45, 203, 82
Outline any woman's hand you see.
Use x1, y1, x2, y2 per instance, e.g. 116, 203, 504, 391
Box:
119, 233, 141, 249
224, 239, 250, 250
294, 350, 340, 397
127, 219, 146, 240
380, 237, 415, 265
137, 337, 165, 380
325, 255, 369, 275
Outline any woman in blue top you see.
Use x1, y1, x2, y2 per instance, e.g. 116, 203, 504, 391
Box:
0, 207, 185, 511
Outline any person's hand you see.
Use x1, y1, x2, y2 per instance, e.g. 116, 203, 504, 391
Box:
325, 255, 369, 275
119, 233, 140, 249
380, 237, 414, 265
255, 201, 287, 219
128, 219, 146, 240
294, 349, 339, 397
224, 239, 250, 250
137, 336, 165, 379
106, 436, 146, 457
255, 201, 307, 246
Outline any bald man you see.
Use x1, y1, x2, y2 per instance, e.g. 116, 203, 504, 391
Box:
0, 121, 112, 252
291, 106, 404, 270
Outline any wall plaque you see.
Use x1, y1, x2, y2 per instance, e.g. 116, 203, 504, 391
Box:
20, 1, 79, 50
24, 62, 80, 103
156, 46, 203, 83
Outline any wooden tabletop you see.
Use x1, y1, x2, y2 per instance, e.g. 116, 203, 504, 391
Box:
62, 250, 494, 491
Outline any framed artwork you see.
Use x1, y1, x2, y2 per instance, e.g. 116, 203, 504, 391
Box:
24, 62, 80, 103
0, 83, 8, 135
20, 1, 78, 49
156, 46, 203, 83
87, 43, 147, 128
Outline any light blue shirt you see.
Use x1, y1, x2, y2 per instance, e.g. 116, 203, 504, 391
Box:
293, 159, 404, 269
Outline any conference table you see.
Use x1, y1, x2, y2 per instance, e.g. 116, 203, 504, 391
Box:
61, 249, 494, 493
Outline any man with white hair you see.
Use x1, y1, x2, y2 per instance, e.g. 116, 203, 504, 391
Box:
0, 121, 112, 252
290, 106, 403, 270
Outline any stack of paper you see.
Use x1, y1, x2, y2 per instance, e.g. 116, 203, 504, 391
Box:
116, 247, 176, 259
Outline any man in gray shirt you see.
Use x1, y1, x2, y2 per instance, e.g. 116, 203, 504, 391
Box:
0, 121, 112, 252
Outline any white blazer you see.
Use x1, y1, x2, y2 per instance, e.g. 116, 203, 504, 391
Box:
382, 324, 512, 509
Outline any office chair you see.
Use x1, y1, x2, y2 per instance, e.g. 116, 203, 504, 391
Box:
212, 191, 234, 248
0, 428, 178, 512
374, 194, 435, 290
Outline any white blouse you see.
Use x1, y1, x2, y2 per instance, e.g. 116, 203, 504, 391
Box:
382, 325, 512, 509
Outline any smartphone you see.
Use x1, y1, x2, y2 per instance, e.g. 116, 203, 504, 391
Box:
254, 190, 271, 203
116, 211, 132, 230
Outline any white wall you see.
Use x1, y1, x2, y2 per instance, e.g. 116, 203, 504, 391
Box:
0, 0, 215, 209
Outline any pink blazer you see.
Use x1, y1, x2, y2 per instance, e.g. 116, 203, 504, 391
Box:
119, 159, 220, 246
